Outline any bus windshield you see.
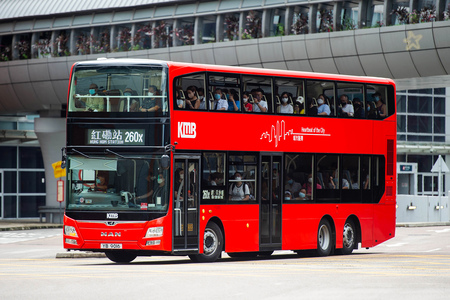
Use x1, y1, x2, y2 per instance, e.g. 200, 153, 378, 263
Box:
68, 65, 168, 114
67, 154, 170, 212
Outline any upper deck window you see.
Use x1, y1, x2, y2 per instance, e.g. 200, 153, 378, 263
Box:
68, 65, 168, 116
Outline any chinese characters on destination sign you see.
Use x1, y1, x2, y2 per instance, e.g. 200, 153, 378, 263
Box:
87, 129, 145, 145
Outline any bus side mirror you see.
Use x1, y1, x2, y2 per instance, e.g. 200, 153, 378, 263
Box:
160, 155, 170, 169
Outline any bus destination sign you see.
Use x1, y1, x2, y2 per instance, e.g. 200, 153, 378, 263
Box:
87, 129, 145, 145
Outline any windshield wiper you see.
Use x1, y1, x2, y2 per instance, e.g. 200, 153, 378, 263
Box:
105, 149, 126, 159
72, 149, 90, 158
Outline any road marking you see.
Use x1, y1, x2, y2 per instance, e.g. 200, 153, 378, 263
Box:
425, 248, 441, 252
385, 243, 407, 247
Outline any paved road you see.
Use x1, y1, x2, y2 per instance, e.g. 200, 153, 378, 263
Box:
0, 226, 449, 299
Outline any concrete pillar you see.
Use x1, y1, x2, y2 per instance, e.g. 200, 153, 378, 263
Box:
384, 0, 393, 26
333, 2, 343, 32
173, 19, 180, 47
194, 16, 202, 45
309, 4, 318, 34
31, 32, 39, 58
51, 31, 57, 56
110, 25, 116, 51
239, 12, 244, 40
358, 0, 369, 28
130, 23, 136, 48
34, 117, 66, 223
70, 29, 76, 55
12, 34, 19, 60
436, 0, 446, 21
216, 14, 224, 42
285, 6, 295, 36
261, 9, 270, 37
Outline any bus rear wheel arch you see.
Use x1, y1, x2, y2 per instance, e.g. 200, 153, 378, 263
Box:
189, 221, 223, 263
316, 218, 335, 256
105, 251, 137, 263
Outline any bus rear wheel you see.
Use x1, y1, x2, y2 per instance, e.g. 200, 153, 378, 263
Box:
189, 222, 223, 263
105, 251, 137, 263
316, 219, 333, 256
340, 219, 356, 255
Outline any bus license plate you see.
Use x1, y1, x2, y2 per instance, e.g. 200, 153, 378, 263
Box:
100, 243, 122, 249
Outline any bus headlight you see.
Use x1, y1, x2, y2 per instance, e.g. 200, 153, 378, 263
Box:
145, 227, 163, 238
64, 225, 78, 237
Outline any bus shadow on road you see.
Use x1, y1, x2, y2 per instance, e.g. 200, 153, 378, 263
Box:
91, 250, 372, 266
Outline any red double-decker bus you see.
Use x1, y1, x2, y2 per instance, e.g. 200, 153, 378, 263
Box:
63, 59, 396, 263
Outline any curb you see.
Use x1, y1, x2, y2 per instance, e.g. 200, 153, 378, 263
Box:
56, 252, 106, 258
396, 222, 450, 227
0, 224, 63, 231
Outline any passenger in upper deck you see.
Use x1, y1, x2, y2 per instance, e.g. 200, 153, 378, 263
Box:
278, 92, 293, 114
176, 90, 185, 109
353, 98, 364, 118
198, 88, 206, 110
373, 92, 387, 118
185, 86, 200, 109
123, 87, 139, 112
317, 94, 330, 116
213, 88, 228, 110
227, 89, 240, 111
242, 92, 253, 112
253, 88, 268, 113
140, 85, 161, 112
338, 94, 354, 117
78, 83, 105, 112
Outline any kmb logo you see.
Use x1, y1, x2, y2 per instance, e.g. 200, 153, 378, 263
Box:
178, 122, 196, 138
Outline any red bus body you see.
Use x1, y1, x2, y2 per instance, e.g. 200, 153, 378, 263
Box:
64, 60, 396, 262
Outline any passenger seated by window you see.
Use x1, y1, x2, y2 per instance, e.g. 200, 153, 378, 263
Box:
353, 98, 364, 118
227, 89, 240, 111
279, 92, 293, 114
198, 88, 206, 110
366, 101, 378, 119
209, 172, 223, 186
328, 170, 349, 190
317, 94, 330, 116
373, 92, 386, 118
303, 174, 322, 198
242, 92, 253, 112
185, 86, 200, 109
296, 188, 308, 200
176, 90, 185, 109
294, 96, 305, 114
284, 191, 292, 200
253, 88, 268, 113
140, 85, 161, 112
229, 172, 250, 201
123, 87, 139, 112
285, 173, 301, 195
307, 98, 317, 116
212, 88, 228, 110
338, 94, 354, 117
76, 83, 105, 112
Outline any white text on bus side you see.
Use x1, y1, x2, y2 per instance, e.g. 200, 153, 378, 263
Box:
178, 122, 197, 138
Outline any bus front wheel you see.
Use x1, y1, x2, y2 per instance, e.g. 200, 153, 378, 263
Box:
105, 251, 137, 263
316, 219, 333, 256
189, 222, 223, 263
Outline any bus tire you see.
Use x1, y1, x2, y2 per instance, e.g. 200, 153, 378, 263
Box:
340, 219, 356, 255
190, 222, 223, 263
105, 251, 137, 263
316, 219, 333, 256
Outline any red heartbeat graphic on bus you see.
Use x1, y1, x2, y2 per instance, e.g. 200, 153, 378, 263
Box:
260, 120, 330, 147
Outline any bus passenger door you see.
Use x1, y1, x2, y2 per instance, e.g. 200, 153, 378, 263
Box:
173, 156, 200, 252
260, 154, 282, 250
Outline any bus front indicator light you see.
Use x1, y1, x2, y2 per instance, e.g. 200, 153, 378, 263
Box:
64, 226, 78, 237
145, 227, 163, 238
